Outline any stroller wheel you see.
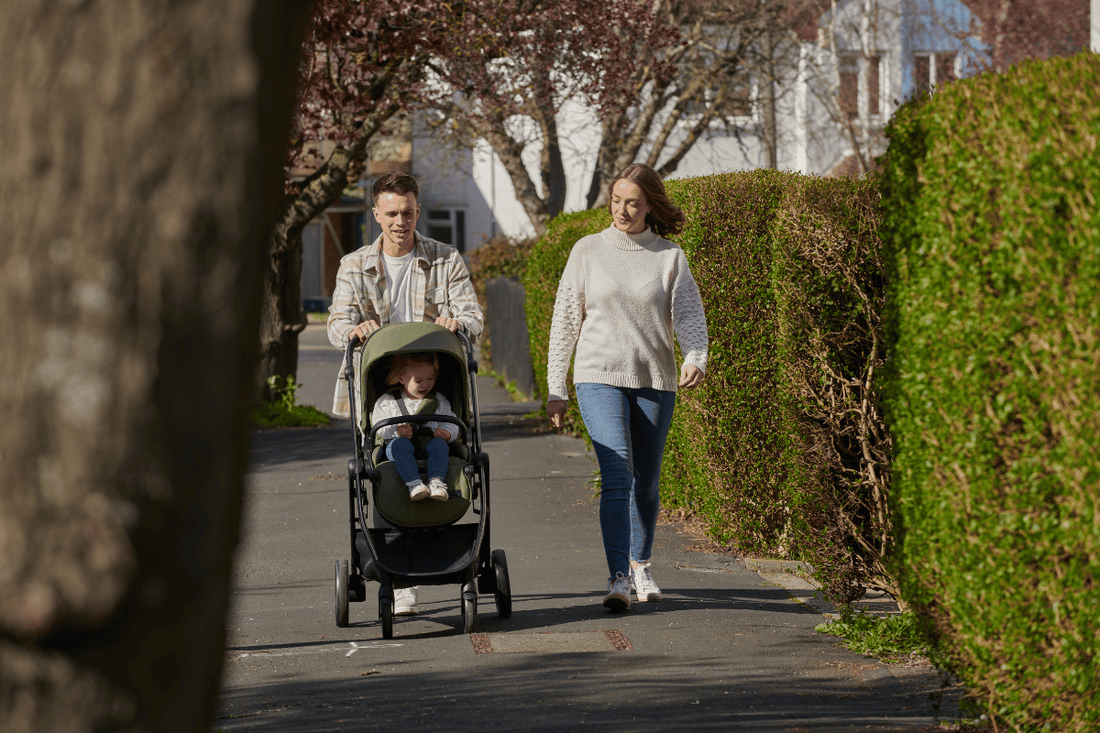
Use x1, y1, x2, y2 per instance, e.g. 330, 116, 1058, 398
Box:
492, 549, 512, 619
335, 559, 349, 628
379, 587, 394, 640
460, 582, 477, 634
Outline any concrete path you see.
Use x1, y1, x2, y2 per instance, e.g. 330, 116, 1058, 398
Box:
215, 323, 956, 732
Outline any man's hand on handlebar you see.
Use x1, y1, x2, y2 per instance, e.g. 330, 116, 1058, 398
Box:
349, 321, 381, 342
434, 316, 463, 333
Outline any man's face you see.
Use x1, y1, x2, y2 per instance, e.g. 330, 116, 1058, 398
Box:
373, 190, 420, 253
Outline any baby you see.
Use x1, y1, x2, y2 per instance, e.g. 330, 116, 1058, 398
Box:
370, 353, 457, 501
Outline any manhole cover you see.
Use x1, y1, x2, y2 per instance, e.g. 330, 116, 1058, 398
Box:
470, 630, 632, 654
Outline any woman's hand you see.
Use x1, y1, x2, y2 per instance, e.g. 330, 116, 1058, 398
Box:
679, 364, 704, 389
547, 400, 567, 429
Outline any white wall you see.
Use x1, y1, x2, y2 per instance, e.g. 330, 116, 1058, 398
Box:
1092, 0, 1099, 52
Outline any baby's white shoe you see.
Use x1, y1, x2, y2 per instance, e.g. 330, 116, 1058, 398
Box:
428, 477, 449, 501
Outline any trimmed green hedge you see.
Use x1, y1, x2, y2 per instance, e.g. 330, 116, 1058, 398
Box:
525, 171, 891, 601
662, 172, 791, 558
770, 176, 892, 600
523, 209, 608, 437
881, 52, 1100, 730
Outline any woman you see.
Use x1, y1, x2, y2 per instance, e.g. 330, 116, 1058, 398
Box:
546, 163, 708, 612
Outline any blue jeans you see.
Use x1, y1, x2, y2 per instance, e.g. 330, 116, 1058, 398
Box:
575, 383, 677, 580
385, 436, 449, 485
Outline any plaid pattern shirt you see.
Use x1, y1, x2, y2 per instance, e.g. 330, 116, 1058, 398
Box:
327, 232, 484, 418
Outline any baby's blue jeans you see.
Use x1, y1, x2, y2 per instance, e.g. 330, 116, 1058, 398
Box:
385, 436, 449, 485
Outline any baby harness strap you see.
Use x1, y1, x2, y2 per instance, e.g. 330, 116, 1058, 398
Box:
376, 387, 440, 455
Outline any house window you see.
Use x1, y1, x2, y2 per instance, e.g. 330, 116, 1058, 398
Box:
913, 52, 957, 97
839, 53, 882, 119
425, 209, 466, 253
869, 54, 881, 117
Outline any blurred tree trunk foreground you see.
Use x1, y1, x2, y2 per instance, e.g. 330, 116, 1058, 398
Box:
0, 2, 308, 731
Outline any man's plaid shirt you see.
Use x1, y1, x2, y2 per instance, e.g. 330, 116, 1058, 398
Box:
327, 232, 484, 418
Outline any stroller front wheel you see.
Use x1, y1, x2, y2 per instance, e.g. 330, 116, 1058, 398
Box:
334, 559, 349, 628
379, 587, 394, 639
460, 582, 477, 634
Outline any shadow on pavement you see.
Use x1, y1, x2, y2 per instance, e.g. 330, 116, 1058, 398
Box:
216, 651, 951, 733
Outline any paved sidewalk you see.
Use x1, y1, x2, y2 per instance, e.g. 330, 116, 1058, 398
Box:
216, 325, 959, 732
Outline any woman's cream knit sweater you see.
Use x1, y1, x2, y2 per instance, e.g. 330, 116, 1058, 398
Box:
546, 225, 708, 402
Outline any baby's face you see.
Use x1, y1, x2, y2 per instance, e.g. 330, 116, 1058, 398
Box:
400, 364, 436, 399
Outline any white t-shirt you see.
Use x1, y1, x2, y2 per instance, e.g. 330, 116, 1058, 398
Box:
383, 250, 416, 324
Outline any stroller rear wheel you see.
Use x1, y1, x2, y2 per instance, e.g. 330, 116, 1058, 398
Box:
335, 559, 349, 628
492, 549, 512, 619
379, 586, 394, 639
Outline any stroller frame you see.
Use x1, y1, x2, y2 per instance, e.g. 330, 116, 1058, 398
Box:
333, 322, 511, 637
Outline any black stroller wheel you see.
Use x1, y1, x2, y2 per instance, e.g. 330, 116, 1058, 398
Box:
379, 587, 394, 639
460, 582, 477, 634
335, 559, 349, 628
492, 549, 512, 619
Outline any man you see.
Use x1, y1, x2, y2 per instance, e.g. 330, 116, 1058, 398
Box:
327, 172, 484, 615
328, 172, 483, 416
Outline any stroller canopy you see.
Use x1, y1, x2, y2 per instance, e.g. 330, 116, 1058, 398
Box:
358, 322, 470, 429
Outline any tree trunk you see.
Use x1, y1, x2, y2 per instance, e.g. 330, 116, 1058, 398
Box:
762, 32, 780, 170
0, 1, 308, 731
483, 127, 554, 236
257, 149, 359, 402
257, 112, 399, 401
258, 222, 306, 403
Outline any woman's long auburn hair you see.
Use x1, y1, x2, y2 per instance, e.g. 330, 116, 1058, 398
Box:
607, 163, 685, 238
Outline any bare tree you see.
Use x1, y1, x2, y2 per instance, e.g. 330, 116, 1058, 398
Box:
0, 1, 308, 731
941, 0, 1090, 72
259, 1, 456, 399
586, 0, 820, 207
420, 0, 672, 235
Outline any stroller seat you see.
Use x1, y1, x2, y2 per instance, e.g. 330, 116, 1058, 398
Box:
371, 452, 471, 528
361, 327, 474, 529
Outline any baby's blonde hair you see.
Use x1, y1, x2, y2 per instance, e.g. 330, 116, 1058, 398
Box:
385, 353, 440, 386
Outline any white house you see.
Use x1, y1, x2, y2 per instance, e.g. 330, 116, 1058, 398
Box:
460, 0, 987, 238
301, 0, 987, 308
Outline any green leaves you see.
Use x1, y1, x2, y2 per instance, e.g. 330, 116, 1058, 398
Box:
881, 51, 1100, 731
251, 376, 330, 429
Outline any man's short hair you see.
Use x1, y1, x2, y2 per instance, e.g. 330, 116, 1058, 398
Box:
372, 172, 419, 204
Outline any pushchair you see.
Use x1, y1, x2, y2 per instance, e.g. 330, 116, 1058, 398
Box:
333, 322, 511, 637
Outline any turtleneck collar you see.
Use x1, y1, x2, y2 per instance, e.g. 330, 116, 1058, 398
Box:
603, 224, 660, 251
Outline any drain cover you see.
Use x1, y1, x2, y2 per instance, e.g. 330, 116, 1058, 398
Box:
470, 630, 632, 654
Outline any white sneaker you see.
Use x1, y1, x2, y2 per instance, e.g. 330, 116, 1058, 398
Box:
428, 477, 449, 501
408, 483, 429, 501
393, 587, 418, 616
603, 572, 631, 612
631, 562, 663, 602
